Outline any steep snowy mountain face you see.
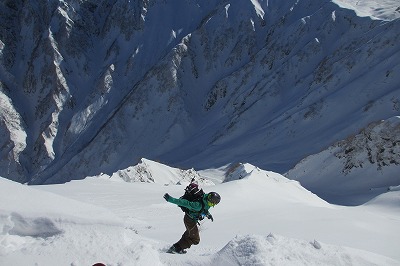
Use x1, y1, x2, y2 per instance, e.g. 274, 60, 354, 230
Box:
286, 116, 400, 204
0, 0, 399, 184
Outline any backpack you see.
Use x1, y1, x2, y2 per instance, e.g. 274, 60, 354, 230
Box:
179, 181, 205, 214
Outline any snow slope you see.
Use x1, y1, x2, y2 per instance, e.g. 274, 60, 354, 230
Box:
286, 116, 400, 205
1, 162, 399, 265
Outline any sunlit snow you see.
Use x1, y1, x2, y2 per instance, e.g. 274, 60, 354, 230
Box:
1, 162, 399, 265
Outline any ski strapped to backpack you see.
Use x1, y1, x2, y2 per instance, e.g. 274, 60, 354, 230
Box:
179, 179, 205, 215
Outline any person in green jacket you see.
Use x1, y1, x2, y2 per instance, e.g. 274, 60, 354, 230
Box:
163, 191, 221, 254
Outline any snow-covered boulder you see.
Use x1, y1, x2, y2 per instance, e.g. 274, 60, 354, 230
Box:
212, 234, 399, 266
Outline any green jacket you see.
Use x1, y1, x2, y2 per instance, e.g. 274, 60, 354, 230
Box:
167, 194, 211, 221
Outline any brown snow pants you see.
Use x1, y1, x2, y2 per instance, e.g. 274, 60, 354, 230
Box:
175, 214, 200, 250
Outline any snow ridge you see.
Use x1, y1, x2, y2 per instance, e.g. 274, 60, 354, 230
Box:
107, 158, 214, 186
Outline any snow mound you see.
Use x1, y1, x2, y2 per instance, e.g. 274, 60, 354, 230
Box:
0, 176, 122, 257
1, 212, 62, 239
363, 190, 400, 210
0, 212, 63, 256
0, 177, 121, 225
220, 163, 329, 207
333, 0, 400, 21
212, 234, 398, 266
224, 162, 286, 182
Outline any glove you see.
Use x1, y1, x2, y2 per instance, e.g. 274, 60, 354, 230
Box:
207, 213, 214, 222
199, 213, 205, 220
163, 193, 171, 201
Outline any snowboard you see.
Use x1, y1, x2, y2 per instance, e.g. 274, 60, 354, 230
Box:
166, 245, 187, 254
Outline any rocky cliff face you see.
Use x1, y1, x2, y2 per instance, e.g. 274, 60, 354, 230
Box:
285, 116, 400, 203
0, 0, 399, 184
336, 117, 400, 175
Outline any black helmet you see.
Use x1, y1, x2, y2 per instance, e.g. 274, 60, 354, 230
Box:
207, 192, 221, 206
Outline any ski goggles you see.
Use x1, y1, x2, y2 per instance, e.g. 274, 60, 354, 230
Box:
207, 194, 219, 207
207, 200, 217, 207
